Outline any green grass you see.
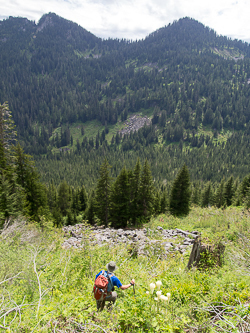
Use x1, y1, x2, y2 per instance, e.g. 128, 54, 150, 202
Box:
1, 207, 250, 331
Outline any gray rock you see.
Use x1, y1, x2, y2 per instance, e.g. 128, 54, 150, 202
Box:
62, 224, 199, 256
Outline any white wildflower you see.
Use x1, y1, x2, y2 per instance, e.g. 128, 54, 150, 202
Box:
160, 295, 168, 301
156, 290, 162, 300
150, 282, 156, 293
156, 280, 162, 290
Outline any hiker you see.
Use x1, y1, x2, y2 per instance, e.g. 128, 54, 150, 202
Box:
93, 261, 135, 311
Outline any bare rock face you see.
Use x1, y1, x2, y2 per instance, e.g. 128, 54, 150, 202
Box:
62, 224, 199, 257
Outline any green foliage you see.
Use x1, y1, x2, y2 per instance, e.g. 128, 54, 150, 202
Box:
15, 143, 48, 220
138, 159, 155, 220
110, 167, 130, 228
169, 164, 191, 216
95, 158, 112, 226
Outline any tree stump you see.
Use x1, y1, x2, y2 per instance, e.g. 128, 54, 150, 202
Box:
187, 236, 225, 270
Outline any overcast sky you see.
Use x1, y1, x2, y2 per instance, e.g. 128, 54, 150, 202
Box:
0, 0, 249, 43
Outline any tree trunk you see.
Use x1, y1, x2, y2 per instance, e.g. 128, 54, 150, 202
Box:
187, 236, 225, 270
187, 235, 201, 269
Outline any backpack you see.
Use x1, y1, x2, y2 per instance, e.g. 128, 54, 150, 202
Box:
93, 270, 114, 301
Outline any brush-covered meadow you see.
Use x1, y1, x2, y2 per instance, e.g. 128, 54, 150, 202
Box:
1, 206, 250, 333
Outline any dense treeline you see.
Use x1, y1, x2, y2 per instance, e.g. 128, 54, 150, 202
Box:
35, 128, 250, 191
0, 103, 48, 225
1, 103, 250, 228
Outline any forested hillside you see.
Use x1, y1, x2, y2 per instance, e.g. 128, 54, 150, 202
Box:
1, 13, 250, 189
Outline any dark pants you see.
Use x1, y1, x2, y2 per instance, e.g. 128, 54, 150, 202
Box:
96, 291, 117, 311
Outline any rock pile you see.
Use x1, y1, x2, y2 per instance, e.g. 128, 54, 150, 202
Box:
62, 224, 199, 256
120, 115, 151, 135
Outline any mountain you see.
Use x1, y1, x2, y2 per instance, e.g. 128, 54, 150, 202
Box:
1, 13, 250, 189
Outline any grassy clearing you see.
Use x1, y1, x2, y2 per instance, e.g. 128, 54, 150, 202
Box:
211, 47, 244, 60
50, 107, 156, 153
1, 207, 250, 332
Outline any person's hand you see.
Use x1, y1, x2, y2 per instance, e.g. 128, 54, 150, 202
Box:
130, 279, 135, 285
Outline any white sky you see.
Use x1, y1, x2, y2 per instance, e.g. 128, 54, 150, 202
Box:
0, 0, 249, 43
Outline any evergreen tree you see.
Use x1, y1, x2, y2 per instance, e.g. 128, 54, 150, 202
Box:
214, 180, 225, 208
223, 176, 234, 207
95, 158, 112, 226
57, 180, 71, 217
47, 180, 57, 212
85, 190, 96, 225
244, 187, 250, 209
234, 174, 250, 206
0, 104, 23, 224
15, 143, 48, 220
78, 185, 88, 212
160, 190, 168, 213
110, 167, 130, 228
191, 182, 201, 206
169, 164, 191, 216
0, 174, 24, 226
0, 102, 16, 171
201, 182, 213, 207
130, 158, 141, 224
71, 188, 81, 215
154, 190, 161, 215
138, 159, 155, 221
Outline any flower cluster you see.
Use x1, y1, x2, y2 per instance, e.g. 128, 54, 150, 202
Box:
147, 281, 171, 303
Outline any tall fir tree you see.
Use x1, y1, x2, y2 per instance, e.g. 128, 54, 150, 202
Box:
169, 164, 191, 216
0, 102, 16, 172
201, 182, 213, 207
191, 182, 201, 206
85, 190, 96, 225
0, 103, 23, 225
0, 174, 24, 226
110, 167, 130, 228
78, 185, 88, 212
57, 180, 71, 217
223, 176, 235, 207
160, 190, 168, 213
15, 143, 48, 220
130, 158, 141, 224
95, 158, 112, 226
138, 159, 155, 221
154, 190, 162, 215
214, 179, 225, 208
234, 174, 250, 206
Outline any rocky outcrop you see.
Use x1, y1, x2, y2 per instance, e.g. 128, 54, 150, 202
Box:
119, 115, 151, 135
36, 15, 54, 33
62, 224, 199, 256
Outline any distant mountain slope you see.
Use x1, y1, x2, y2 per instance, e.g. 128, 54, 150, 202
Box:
1, 13, 250, 186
